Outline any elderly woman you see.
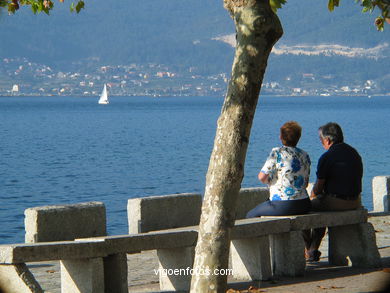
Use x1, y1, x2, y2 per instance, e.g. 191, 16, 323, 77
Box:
247, 121, 311, 217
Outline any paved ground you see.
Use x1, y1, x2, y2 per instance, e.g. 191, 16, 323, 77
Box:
28, 214, 390, 293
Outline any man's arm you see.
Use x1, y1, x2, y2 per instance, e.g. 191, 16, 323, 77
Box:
311, 178, 325, 199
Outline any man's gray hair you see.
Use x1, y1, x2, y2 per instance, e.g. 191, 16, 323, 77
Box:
319, 122, 344, 144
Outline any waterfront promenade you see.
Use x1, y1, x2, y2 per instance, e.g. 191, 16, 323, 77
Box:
27, 213, 390, 293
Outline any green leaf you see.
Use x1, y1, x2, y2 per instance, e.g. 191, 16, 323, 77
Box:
375, 16, 385, 31
75, 0, 84, 13
270, 0, 287, 13
0, 0, 8, 8
8, 4, 16, 14
328, 0, 340, 12
31, 3, 38, 14
362, 6, 370, 12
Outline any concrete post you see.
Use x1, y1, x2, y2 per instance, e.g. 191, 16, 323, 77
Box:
103, 253, 128, 293
156, 247, 195, 292
0, 263, 43, 293
372, 176, 390, 212
328, 223, 381, 268
60, 258, 104, 293
25, 202, 106, 243
271, 231, 306, 277
230, 236, 272, 281
235, 187, 269, 219
128, 194, 202, 234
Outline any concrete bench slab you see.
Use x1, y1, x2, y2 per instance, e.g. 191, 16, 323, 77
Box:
101, 230, 199, 254
263, 209, 368, 230
0, 229, 199, 265
263, 209, 380, 269
231, 217, 290, 239
0, 240, 109, 264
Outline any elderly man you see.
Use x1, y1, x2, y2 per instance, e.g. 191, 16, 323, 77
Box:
303, 122, 363, 262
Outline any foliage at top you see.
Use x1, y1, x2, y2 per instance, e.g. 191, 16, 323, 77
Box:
1, 0, 389, 30
271, 0, 389, 31
0, 0, 84, 14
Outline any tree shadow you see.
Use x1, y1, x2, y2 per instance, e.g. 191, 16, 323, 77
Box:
227, 255, 390, 292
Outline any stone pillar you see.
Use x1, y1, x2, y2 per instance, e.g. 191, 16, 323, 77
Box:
25, 202, 106, 243
156, 247, 195, 292
103, 253, 128, 293
373, 176, 390, 212
0, 263, 43, 293
271, 231, 306, 277
230, 236, 272, 281
127, 194, 202, 234
328, 223, 381, 268
60, 258, 104, 293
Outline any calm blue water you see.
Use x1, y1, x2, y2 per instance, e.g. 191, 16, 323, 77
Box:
1, 95, 389, 244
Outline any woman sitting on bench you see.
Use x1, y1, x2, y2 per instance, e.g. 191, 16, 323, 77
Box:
247, 121, 311, 217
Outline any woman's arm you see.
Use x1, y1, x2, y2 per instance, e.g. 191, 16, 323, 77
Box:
258, 171, 269, 184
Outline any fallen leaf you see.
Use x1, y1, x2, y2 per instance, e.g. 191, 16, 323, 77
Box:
46, 270, 56, 273
248, 286, 267, 292
226, 287, 267, 293
383, 268, 390, 273
331, 286, 345, 289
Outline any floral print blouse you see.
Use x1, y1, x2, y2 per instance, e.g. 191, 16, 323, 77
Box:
261, 146, 311, 201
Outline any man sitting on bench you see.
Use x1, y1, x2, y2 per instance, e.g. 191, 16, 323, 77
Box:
303, 122, 363, 262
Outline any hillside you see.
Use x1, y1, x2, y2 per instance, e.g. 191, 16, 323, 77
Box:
0, 1, 388, 66
0, 0, 389, 93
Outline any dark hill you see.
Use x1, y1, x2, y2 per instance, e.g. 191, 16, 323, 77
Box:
0, 0, 388, 72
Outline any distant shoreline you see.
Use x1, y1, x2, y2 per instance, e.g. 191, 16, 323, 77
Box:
1, 93, 389, 98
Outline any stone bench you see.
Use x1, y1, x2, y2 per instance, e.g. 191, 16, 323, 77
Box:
261, 209, 381, 276
0, 185, 383, 292
127, 189, 381, 291
0, 228, 199, 293
0, 209, 381, 293
0, 216, 290, 293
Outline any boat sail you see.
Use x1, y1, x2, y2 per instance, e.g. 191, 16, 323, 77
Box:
98, 84, 109, 104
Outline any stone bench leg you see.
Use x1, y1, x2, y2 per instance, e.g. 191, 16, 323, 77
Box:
103, 253, 128, 293
157, 247, 194, 292
230, 236, 272, 281
0, 263, 43, 293
271, 231, 306, 277
61, 258, 104, 293
328, 223, 381, 268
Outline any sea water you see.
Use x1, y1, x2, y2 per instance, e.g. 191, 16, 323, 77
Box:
1, 95, 389, 244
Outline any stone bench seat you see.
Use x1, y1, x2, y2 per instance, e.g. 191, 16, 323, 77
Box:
0, 217, 292, 265
0, 211, 381, 293
0, 230, 200, 265
0, 229, 198, 293
125, 191, 382, 291
0, 188, 382, 293
263, 208, 368, 230
0, 217, 292, 293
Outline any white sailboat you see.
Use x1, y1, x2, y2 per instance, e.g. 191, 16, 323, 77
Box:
98, 84, 109, 104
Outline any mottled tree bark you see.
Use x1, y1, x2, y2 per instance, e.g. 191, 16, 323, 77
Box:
190, 1, 283, 292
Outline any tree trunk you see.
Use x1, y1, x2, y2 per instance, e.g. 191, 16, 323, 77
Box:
190, 1, 283, 292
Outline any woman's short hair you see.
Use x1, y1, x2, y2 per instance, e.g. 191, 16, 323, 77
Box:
319, 122, 344, 144
280, 121, 302, 147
